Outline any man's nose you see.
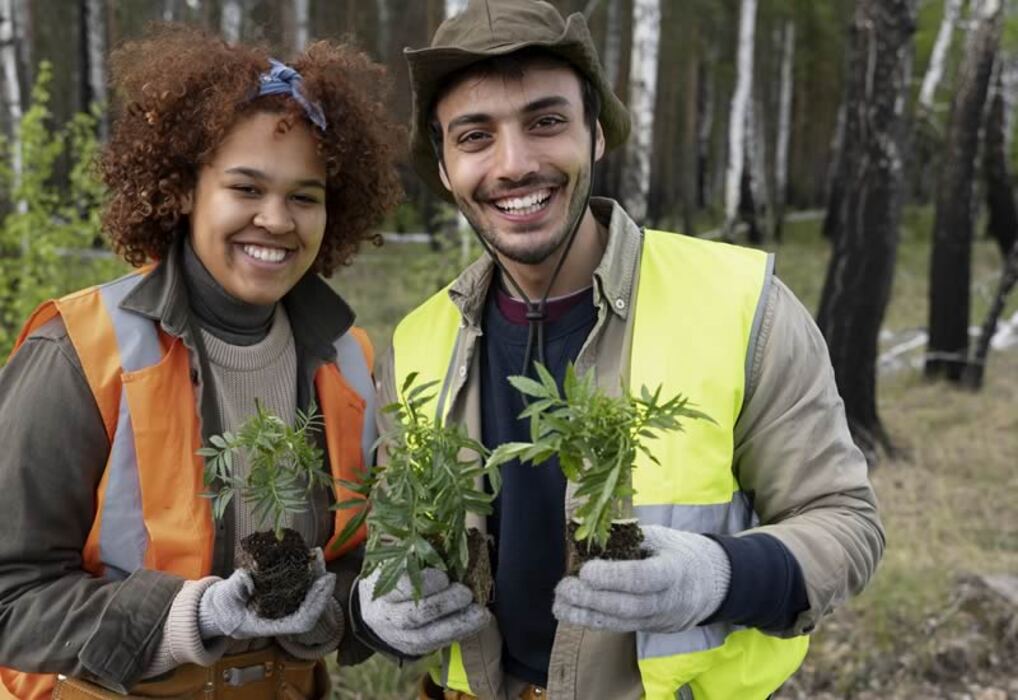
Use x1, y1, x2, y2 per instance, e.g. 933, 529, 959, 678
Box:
492, 129, 539, 184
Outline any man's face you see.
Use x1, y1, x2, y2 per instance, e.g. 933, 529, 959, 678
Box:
435, 63, 604, 266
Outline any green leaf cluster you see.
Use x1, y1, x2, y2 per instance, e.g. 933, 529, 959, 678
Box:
198, 400, 330, 540
487, 364, 713, 552
336, 372, 499, 601
0, 61, 123, 359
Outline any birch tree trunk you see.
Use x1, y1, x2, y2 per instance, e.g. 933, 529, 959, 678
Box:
982, 60, 1018, 256
774, 21, 795, 242
822, 103, 846, 239
816, 0, 917, 462
294, 0, 310, 52
621, 0, 660, 224
163, 0, 180, 21
1, 0, 24, 213
696, 47, 716, 209
221, 0, 242, 43
964, 239, 1018, 388
926, 0, 1004, 382
13, 0, 29, 89
602, 0, 622, 90
919, 0, 964, 112
84, 0, 107, 139
722, 0, 757, 238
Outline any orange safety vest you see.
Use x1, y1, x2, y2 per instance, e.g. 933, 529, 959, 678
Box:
0, 270, 373, 700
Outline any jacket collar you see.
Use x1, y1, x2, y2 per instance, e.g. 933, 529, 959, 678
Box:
119, 236, 355, 360
447, 197, 642, 328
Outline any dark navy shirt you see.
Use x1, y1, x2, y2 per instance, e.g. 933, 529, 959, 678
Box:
481, 284, 597, 687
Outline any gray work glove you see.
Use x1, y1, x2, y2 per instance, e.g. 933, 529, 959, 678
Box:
358, 567, 491, 656
553, 525, 732, 633
198, 548, 336, 640
276, 596, 344, 659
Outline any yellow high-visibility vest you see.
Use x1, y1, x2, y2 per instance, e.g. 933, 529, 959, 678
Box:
391, 230, 809, 699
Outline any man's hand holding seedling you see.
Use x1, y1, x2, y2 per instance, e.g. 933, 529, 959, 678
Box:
356, 568, 491, 656
488, 364, 727, 634
552, 525, 731, 633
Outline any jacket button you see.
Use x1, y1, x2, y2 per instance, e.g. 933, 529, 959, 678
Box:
459, 365, 467, 378
614, 298, 626, 310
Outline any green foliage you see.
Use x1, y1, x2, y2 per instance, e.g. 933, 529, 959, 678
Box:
337, 373, 499, 601
199, 400, 331, 540
0, 61, 120, 359
487, 364, 713, 551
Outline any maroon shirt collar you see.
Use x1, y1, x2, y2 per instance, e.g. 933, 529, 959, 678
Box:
495, 284, 593, 325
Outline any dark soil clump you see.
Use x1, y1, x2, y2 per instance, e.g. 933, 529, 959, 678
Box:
238, 528, 312, 619
566, 519, 646, 575
463, 527, 493, 606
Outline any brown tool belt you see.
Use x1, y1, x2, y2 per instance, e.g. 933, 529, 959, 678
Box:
53, 646, 330, 700
418, 673, 546, 700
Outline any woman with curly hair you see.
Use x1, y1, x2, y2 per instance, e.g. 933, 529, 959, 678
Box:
0, 24, 402, 700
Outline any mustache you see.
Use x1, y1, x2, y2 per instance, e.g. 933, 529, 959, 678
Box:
478, 172, 567, 201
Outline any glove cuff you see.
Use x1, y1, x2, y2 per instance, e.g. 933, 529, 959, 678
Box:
146, 577, 228, 678
698, 536, 733, 624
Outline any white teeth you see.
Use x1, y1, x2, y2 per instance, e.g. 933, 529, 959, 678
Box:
494, 189, 552, 214
242, 244, 287, 263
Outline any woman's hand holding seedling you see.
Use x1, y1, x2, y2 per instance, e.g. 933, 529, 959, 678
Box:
356, 567, 491, 656
198, 548, 336, 640
552, 525, 731, 633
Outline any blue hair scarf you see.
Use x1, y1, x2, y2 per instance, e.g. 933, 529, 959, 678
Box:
257, 58, 327, 131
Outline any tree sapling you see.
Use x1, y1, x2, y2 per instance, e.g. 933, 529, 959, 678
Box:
335, 372, 500, 604
199, 400, 332, 618
487, 363, 713, 574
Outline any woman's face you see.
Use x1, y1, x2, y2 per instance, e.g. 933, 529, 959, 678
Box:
187, 111, 327, 306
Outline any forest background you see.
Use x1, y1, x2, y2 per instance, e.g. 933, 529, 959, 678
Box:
0, 1, 1016, 698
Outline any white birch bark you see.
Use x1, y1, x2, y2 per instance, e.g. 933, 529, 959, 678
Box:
445, 0, 468, 19
163, 0, 179, 21
919, 0, 963, 111
221, 0, 242, 44
1001, 55, 1018, 153
85, 0, 107, 138
775, 21, 795, 218
294, 0, 310, 52
622, 0, 660, 223
723, 0, 757, 236
1, 0, 24, 213
748, 93, 770, 237
603, 0, 622, 89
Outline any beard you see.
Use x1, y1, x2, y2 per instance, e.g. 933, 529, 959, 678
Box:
456, 162, 591, 266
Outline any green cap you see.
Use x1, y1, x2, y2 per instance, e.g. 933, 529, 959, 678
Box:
405, 0, 631, 201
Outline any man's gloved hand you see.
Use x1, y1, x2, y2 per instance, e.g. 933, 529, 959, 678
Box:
553, 525, 732, 634
198, 548, 336, 640
358, 567, 491, 656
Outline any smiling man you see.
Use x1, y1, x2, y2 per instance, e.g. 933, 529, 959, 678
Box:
353, 2, 885, 699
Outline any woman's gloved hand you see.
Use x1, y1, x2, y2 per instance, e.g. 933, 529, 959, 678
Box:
357, 567, 491, 656
553, 525, 732, 633
198, 548, 336, 640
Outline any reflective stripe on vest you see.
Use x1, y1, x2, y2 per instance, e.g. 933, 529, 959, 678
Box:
389, 230, 808, 699
1, 269, 373, 700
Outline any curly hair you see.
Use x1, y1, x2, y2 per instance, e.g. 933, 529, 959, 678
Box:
101, 24, 404, 275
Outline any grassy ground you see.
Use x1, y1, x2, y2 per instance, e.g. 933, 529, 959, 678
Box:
331, 210, 1018, 699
